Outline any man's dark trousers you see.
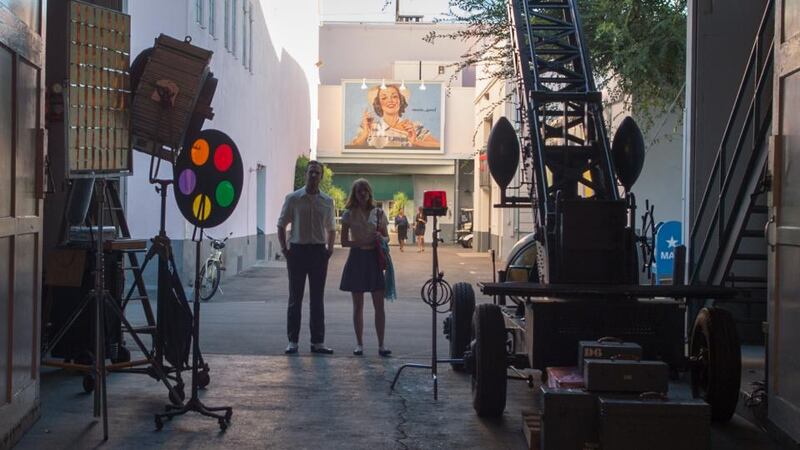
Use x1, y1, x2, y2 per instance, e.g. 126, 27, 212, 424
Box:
286, 244, 329, 344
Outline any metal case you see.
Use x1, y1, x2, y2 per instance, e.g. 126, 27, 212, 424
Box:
540, 387, 599, 450
578, 339, 642, 370
598, 396, 710, 450
584, 359, 669, 393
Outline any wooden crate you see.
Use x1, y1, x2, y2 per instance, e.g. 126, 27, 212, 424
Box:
522, 410, 542, 450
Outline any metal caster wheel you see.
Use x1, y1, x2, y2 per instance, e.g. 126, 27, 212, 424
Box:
218, 418, 228, 431
82, 374, 95, 393
198, 369, 211, 389
169, 384, 185, 405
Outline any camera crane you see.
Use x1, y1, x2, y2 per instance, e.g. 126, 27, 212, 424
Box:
447, 0, 744, 424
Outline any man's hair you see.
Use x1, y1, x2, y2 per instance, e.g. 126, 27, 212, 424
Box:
306, 160, 324, 172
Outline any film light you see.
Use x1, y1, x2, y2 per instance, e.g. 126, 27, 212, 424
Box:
423, 190, 448, 217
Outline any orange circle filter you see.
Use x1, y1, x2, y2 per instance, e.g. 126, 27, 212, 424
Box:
191, 138, 210, 166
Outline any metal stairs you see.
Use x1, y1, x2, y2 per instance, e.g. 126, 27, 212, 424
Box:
689, 0, 773, 343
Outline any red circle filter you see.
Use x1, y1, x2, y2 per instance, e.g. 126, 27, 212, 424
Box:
173, 129, 244, 229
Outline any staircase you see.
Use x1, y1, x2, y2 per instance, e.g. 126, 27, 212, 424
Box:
689, 0, 773, 343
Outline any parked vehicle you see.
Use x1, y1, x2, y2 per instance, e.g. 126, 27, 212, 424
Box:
456, 208, 473, 248
199, 232, 232, 301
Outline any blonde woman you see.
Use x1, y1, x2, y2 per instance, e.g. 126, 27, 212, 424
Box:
339, 179, 392, 357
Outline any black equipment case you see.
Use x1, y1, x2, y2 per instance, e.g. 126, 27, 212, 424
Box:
584, 359, 669, 393
540, 387, 599, 450
578, 338, 642, 370
598, 396, 710, 450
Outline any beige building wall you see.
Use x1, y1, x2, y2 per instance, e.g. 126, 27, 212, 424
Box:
316, 21, 475, 242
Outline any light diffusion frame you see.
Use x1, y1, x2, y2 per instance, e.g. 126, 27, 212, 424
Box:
65, 1, 132, 178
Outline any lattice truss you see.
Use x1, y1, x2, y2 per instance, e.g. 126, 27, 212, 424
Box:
509, 0, 618, 222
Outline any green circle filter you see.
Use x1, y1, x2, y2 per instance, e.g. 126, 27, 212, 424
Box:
216, 180, 235, 207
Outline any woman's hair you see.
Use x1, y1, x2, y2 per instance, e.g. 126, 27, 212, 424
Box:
345, 178, 376, 210
372, 85, 408, 117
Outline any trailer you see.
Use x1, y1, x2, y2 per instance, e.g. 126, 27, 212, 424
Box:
444, 0, 743, 423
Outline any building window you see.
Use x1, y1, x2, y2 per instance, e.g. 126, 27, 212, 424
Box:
195, 0, 204, 27
208, 0, 216, 37
242, 2, 247, 67
224, 0, 230, 49
248, 2, 254, 73
232, 0, 238, 56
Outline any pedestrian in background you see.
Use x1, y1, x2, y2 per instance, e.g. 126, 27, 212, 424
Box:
414, 206, 427, 252
339, 179, 392, 357
394, 210, 409, 252
277, 161, 336, 355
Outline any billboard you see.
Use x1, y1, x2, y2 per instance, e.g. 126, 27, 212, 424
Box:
343, 80, 443, 153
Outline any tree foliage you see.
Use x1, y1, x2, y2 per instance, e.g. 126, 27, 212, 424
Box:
427, 0, 686, 128
390, 191, 409, 217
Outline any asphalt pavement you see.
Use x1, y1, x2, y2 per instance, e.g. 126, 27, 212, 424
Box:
17, 245, 780, 449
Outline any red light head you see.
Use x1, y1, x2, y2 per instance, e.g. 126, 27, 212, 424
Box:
423, 190, 447, 216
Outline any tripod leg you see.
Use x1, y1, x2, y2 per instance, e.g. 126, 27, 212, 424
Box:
103, 292, 184, 404
41, 293, 93, 357
100, 293, 109, 441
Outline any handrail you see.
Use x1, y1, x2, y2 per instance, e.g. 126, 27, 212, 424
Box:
689, 0, 774, 284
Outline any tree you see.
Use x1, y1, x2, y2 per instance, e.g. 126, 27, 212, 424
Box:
426, 0, 686, 128
390, 191, 409, 217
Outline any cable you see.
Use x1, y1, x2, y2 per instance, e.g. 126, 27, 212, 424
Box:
420, 273, 452, 313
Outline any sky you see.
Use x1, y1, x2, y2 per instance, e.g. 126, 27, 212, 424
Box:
320, 0, 454, 22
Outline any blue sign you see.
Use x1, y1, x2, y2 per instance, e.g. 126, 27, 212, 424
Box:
654, 221, 682, 284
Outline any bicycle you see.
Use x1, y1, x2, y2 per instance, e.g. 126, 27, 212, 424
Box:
198, 232, 232, 301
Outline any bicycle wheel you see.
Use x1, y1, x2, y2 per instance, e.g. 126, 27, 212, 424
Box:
199, 261, 221, 301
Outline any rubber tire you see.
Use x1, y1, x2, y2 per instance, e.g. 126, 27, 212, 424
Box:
471, 303, 507, 417
450, 282, 475, 371
465, 237, 473, 249
690, 306, 741, 422
199, 261, 221, 301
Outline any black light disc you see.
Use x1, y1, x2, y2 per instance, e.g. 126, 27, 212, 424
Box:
173, 129, 243, 229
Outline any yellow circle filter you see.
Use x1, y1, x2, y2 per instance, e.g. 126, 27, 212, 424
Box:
192, 194, 212, 221
191, 139, 210, 166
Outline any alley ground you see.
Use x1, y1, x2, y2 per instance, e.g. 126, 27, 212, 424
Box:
18, 246, 779, 449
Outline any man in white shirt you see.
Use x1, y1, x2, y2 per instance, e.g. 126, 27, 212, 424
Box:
277, 161, 336, 354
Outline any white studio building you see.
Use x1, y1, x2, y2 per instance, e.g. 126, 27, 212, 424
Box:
316, 20, 476, 242
123, 0, 321, 282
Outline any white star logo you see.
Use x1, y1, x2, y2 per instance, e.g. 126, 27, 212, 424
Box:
666, 236, 679, 248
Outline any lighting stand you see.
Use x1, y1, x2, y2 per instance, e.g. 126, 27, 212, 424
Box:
44, 178, 182, 440
155, 229, 232, 431
390, 215, 462, 399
